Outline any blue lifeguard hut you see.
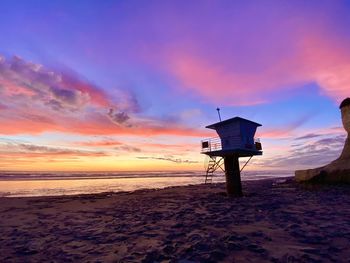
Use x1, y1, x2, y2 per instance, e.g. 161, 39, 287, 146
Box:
201, 116, 263, 196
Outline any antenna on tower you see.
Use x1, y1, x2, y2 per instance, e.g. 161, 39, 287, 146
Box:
216, 107, 222, 122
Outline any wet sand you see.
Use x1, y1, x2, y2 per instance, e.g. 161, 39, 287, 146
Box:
1, 177, 350, 262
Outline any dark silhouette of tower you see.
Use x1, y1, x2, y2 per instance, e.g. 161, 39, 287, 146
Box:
201, 117, 263, 197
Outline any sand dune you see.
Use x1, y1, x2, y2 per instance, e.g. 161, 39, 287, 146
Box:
1, 178, 350, 262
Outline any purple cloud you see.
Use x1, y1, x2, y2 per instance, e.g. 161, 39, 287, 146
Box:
108, 108, 130, 125
294, 133, 323, 140
259, 135, 346, 169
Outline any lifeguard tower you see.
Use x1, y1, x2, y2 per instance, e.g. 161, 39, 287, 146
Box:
201, 116, 263, 197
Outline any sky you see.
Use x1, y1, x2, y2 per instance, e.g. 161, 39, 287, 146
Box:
0, 0, 349, 172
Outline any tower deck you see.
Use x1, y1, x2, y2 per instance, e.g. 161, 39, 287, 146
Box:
202, 148, 262, 157
201, 136, 263, 157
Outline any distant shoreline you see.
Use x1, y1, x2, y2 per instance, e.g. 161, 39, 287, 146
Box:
0, 176, 293, 198
0, 173, 291, 181
0, 173, 293, 198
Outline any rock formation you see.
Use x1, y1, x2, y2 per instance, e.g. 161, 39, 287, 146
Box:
295, 98, 350, 183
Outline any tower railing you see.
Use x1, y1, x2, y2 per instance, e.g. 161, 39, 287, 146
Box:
201, 136, 261, 153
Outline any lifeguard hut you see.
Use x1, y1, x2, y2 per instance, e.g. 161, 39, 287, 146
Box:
201, 116, 262, 197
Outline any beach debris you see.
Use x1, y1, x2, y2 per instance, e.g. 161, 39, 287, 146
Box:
295, 98, 350, 183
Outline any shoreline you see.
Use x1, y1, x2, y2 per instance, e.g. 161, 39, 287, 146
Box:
0, 174, 292, 198
0, 176, 288, 199
1, 177, 350, 262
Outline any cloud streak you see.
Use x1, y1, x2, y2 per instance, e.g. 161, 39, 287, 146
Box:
115, 145, 141, 153
294, 133, 323, 140
75, 139, 122, 147
137, 156, 199, 164
0, 142, 108, 158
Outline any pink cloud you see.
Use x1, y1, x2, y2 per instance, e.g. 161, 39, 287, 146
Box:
0, 55, 208, 137
0, 102, 7, 110
0, 107, 208, 137
257, 115, 314, 139
161, 33, 350, 106
0, 55, 111, 111
135, 1, 350, 105
298, 34, 350, 103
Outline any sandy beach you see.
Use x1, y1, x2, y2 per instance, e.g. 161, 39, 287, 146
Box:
1, 177, 350, 262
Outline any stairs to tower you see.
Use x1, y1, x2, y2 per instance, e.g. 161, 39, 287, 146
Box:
205, 156, 224, 184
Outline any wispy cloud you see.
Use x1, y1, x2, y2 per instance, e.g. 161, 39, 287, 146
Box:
115, 145, 141, 153
258, 114, 314, 139
294, 133, 323, 140
257, 134, 346, 169
0, 142, 107, 157
75, 139, 122, 147
137, 156, 199, 164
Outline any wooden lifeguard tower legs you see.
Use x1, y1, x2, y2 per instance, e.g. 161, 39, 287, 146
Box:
224, 155, 243, 197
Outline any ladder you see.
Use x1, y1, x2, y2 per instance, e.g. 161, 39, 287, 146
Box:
205, 156, 253, 184
205, 157, 224, 184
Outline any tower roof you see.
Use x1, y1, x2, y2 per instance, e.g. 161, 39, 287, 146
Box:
206, 116, 262, 129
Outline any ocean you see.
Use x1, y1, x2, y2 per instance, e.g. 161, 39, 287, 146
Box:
0, 170, 293, 197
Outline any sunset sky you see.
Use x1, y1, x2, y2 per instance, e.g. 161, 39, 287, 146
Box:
0, 0, 349, 171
